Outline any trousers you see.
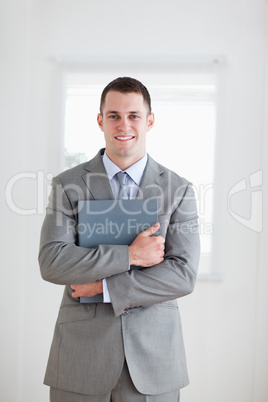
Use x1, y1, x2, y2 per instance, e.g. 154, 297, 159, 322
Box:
50, 361, 180, 402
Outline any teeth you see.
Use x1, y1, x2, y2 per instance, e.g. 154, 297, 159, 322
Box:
116, 136, 133, 140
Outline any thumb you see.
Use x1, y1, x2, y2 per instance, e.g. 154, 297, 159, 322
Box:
140, 222, 160, 237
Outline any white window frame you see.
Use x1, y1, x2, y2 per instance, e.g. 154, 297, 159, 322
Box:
60, 60, 224, 280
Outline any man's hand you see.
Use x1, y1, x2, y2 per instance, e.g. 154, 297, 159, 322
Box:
71, 281, 103, 298
71, 223, 164, 297
128, 222, 165, 267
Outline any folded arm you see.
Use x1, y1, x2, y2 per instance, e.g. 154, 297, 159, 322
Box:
39, 177, 130, 285
69, 184, 200, 316
106, 183, 200, 316
70, 222, 165, 298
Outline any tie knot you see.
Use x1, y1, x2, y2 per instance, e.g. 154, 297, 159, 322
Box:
116, 171, 128, 186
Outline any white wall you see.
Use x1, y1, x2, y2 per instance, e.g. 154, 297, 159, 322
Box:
1, 0, 267, 401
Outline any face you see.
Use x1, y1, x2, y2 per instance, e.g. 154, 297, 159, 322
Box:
97, 91, 154, 169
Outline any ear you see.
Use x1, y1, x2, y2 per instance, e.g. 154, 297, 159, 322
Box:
97, 113, 104, 131
147, 113, 155, 132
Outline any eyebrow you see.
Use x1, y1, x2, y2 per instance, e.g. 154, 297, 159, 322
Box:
105, 110, 142, 116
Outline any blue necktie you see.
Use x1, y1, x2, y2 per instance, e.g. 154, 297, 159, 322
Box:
116, 172, 129, 199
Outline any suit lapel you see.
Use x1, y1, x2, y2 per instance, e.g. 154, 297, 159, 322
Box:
81, 149, 114, 200
137, 156, 166, 199
81, 150, 166, 201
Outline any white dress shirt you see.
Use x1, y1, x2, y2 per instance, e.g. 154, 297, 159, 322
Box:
102, 151, 148, 302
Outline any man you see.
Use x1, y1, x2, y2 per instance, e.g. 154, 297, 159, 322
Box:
39, 77, 200, 402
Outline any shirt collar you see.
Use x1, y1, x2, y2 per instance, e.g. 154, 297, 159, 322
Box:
102, 151, 148, 186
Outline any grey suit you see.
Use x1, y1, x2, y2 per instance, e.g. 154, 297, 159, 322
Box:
39, 149, 200, 396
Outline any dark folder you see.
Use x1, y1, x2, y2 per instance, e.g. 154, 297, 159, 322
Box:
77, 199, 158, 303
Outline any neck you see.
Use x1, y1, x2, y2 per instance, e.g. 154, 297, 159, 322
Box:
106, 151, 146, 170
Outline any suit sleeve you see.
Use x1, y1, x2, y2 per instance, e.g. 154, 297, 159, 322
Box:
38, 177, 129, 285
107, 183, 200, 316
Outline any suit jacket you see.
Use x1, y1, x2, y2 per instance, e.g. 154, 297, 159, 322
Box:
39, 149, 200, 396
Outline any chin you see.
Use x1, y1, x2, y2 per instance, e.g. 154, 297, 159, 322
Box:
116, 148, 133, 157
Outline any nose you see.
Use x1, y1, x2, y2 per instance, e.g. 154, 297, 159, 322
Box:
118, 117, 130, 132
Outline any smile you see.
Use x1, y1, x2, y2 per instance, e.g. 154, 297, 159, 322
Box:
115, 136, 134, 141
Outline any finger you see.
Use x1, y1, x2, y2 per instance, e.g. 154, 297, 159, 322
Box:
154, 234, 165, 243
140, 222, 160, 237
71, 284, 81, 290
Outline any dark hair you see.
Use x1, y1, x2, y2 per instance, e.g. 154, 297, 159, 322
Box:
100, 77, 152, 114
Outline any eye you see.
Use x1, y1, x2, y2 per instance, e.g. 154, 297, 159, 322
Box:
108, 114, 118, 119
130, 115, 139, 119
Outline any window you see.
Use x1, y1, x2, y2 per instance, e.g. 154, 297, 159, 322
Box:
62, 66, 218, 277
